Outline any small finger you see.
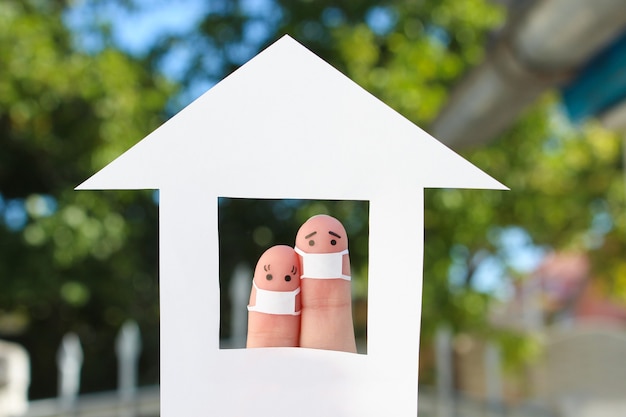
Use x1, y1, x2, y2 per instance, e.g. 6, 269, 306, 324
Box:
246, 245, 302, 348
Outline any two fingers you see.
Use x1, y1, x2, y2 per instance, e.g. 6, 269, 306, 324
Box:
246, 215, 357, 353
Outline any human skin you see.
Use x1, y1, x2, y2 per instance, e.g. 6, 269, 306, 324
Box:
246, 215, 358, 353
246, 245, 302, 348
294, 215, 357, 353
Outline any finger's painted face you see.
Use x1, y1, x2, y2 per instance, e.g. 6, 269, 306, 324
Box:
253, 245, 301, 291
295, 215, 348, 254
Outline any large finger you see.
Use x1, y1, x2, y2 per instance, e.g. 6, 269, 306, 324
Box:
295, 215, 357, 353
246, 245, 302, 348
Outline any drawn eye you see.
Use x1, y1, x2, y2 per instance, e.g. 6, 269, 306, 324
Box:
284, 275, 291, 282
266, 274, 273, 281
308, 240, 315, 246
330, 239, 337, 245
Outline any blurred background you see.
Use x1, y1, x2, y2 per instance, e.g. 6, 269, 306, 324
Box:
1, 0, 625, 416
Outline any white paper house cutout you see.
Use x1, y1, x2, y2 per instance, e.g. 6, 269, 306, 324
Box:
77, 35, 506, 416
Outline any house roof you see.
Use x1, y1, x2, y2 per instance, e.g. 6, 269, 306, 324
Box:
77, 35, 506, 198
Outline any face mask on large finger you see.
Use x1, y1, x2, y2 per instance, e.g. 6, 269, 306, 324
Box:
294, 247, 350, 280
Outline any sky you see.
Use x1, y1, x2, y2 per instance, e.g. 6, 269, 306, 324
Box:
63, 0, 400, 102
63, 0, 286, 104
64, 0, 208, 57
63, 0, 215, 101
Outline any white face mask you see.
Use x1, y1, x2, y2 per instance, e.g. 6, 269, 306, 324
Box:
294, 247, 350, 280
247, 281, 301, 316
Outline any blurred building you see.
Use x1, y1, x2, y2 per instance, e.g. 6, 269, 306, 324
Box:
455, 252, 626, 417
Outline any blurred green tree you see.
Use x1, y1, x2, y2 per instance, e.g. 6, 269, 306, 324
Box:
0, 0, 174, 397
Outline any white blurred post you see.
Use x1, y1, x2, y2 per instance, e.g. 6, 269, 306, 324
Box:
435, 326, 454, 417
230, 263, 252, 348
484, 342, 504, 417
0, 340, 30, 417
56, 333, 83, 411
115, 320, 141, 417
521, 277, 543, 331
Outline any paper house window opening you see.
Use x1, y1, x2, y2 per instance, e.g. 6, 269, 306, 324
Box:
77, 35, 506, 417
217, 197, 370, 352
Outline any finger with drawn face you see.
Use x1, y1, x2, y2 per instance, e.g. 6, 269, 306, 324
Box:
295, 215, 357, 353
247, 245, 302, 348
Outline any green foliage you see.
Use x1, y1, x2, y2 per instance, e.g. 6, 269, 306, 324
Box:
0, 0, 172, 397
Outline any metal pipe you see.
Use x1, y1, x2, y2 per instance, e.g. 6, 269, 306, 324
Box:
430, 0, 626, 149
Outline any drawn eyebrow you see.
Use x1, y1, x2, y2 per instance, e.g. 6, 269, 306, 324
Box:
305, 231, 317, 239
264, 264, 270, 271
329, 231, 341, 238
